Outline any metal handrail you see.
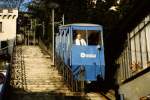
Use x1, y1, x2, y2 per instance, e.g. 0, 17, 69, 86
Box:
55, 56, 75, 91
55, 55, 85, 92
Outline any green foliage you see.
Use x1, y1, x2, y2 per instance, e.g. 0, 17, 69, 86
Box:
28, 0, 134, 41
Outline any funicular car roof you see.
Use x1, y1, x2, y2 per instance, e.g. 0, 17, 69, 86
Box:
59, 23, 103, 31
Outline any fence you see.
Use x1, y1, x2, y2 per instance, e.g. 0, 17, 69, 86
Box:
116, 14, 150, 84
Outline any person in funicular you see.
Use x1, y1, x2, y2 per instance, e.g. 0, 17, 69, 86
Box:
75, 33, 87, 46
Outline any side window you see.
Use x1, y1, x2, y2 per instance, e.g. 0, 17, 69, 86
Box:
0, 22, 2, 32
66, 32, 70, 51
1, 41, 8, 48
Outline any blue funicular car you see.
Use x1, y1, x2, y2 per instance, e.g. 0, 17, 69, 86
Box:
55, 23, 105, 83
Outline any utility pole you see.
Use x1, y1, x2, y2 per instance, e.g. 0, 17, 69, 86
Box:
28, 27, 29, 46
42, 21, 45, 38
49, 2, 59, 65
52, 8, 55, 65
62, 14, 64, 25
24, 26, 26, 45
31, 19, 33, 45
34, 19, 36, 45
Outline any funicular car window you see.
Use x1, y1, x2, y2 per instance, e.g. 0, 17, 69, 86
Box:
88, 31, 101, 45
73, 30, 101, 45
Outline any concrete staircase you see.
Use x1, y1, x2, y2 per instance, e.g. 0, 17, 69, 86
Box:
8, 45, 110, 100
9, 46, 82, 100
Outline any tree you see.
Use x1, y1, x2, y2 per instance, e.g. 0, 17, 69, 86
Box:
27, 0, 135, 47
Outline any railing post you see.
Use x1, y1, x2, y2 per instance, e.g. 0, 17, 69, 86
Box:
80, 66, 85, 94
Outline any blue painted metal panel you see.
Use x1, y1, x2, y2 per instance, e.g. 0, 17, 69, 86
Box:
71, 45, 105, 81
72, 65, 105, 81
71, 45, 105, 66
72, 26, 102, 31
59, 24, 103, 32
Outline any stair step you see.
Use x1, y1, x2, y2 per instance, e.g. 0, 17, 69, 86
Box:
10, 46, 73, 99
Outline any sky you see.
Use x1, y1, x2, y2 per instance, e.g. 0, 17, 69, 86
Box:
19, 0, 32, 12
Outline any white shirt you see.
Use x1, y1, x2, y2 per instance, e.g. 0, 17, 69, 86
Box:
75, 39, 87, 46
